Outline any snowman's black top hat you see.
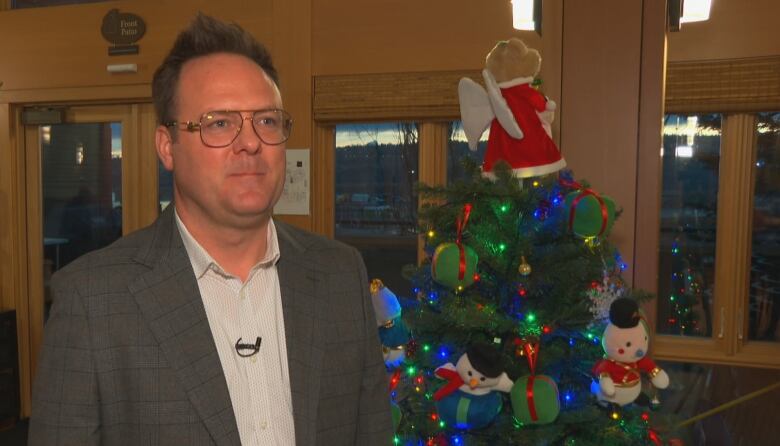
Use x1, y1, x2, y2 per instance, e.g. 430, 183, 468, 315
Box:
609, 297, 641, 328
466, 342, 503, 378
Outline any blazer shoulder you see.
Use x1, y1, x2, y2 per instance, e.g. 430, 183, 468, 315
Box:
275, 220, 363, 271
50, 222, 158, 290
276, 219, 356, 253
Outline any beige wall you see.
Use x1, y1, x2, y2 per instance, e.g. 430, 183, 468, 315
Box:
0, 0, 311, 153
312, 0, 543, 76
0, 1, 274, 91
668, 0, 780, 61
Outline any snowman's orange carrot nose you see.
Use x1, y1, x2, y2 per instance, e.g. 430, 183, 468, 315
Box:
469, 378, 479, 388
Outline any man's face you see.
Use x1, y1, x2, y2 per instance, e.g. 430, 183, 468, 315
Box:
156, 52, 286, 229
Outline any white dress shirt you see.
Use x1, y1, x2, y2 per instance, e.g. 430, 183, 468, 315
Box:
175, 211, 296, 445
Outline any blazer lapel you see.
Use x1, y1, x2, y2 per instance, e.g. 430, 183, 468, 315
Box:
128, 208, 240, 446
277, 222, 324, 446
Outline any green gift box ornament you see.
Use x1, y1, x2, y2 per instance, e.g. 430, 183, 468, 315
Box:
432, 242, 478, 289
511, 374, 560, 425
431, 203, 479, 289
564, 186, 616, 239
510, 339, 560, 425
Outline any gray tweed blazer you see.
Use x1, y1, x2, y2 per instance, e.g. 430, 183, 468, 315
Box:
29, 206, 393, 445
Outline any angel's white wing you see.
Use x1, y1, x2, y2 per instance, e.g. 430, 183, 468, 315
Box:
458, 77, 494, 151
482, 69, 523, 140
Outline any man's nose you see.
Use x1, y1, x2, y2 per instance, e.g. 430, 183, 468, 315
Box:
233, 116, 262, 154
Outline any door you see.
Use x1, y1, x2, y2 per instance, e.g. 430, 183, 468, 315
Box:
20, 103, 159, 415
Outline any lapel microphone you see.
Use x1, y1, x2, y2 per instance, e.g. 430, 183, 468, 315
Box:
235, 337, 262, 357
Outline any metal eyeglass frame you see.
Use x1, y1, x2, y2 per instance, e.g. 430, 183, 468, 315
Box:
164, 108, 293, 148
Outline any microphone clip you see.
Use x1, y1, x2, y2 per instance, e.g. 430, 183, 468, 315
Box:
235, 336, 262, 357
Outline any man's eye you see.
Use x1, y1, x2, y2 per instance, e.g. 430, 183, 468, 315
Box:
204, 119, 231, 129
256, 116, 279, 127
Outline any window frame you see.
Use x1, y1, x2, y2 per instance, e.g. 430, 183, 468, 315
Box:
639, 56, 780, 369
312, 71, 466, 245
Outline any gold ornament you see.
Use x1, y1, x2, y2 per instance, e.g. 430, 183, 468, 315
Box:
518, 256, 532, 276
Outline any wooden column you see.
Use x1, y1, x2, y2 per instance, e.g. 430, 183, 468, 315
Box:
560, 0, 667, 292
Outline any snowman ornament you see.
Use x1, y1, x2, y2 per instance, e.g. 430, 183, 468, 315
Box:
591, 298, 670, 407
434, 342, 513, 429
369, 279, 410, 368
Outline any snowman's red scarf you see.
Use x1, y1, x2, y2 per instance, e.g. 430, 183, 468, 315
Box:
433, 367, 464, 401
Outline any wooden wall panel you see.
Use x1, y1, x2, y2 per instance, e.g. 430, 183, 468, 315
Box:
560, 0, 666, 287
633, 0, 668, 313
271, 0, 312, 231
0, 1, 274, 92
312, 0, 542, 76
0, 103, 19, 312
668, 0, 780, 62
310, 0, 563, 120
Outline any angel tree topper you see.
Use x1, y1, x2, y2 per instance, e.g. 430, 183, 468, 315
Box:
591, 298, 670, 407
458, 38, 565, 179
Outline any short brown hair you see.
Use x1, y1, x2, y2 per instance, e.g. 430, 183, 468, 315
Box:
152, 13, 279, 125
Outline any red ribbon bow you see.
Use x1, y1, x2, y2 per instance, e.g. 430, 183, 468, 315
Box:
521, 339, 541, 421
523, 340, 539, 375
433, 367, 465, 401
455, 204, 473, 280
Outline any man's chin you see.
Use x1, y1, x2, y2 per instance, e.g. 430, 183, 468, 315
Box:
228, 201, 274, 221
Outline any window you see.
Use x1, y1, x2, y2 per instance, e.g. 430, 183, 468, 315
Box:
646, 55, 780, 368
654, 112, 780, 368
447, 121, 488, 184
657, 114, 721, 338
159, 164, 173, 212
334, 122, 419, 293
38, 120, 123, 320
749, 112, 780, 342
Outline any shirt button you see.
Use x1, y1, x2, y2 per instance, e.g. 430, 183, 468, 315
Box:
250, 355, 258, 363
260, 421, 268, 430
239, 289, 246, 299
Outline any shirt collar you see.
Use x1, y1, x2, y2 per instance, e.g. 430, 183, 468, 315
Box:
174, 208, 281, 280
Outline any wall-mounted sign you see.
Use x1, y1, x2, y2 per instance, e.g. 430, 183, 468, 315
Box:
101, 9, 146, 56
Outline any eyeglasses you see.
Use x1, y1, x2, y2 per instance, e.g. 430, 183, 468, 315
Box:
164, 109, 293, 148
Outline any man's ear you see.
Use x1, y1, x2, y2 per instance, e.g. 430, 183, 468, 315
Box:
155, 125, 175, 171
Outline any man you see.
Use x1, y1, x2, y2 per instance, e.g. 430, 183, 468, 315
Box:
29, 14, 392, 446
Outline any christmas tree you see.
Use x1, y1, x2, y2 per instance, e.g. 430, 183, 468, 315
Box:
660, 235, 708, 336
376, 37, 684, 445
387, 162, 679, 445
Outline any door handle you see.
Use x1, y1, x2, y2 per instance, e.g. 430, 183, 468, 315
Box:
737, 309, 744, 340
718, 307, 725, 339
